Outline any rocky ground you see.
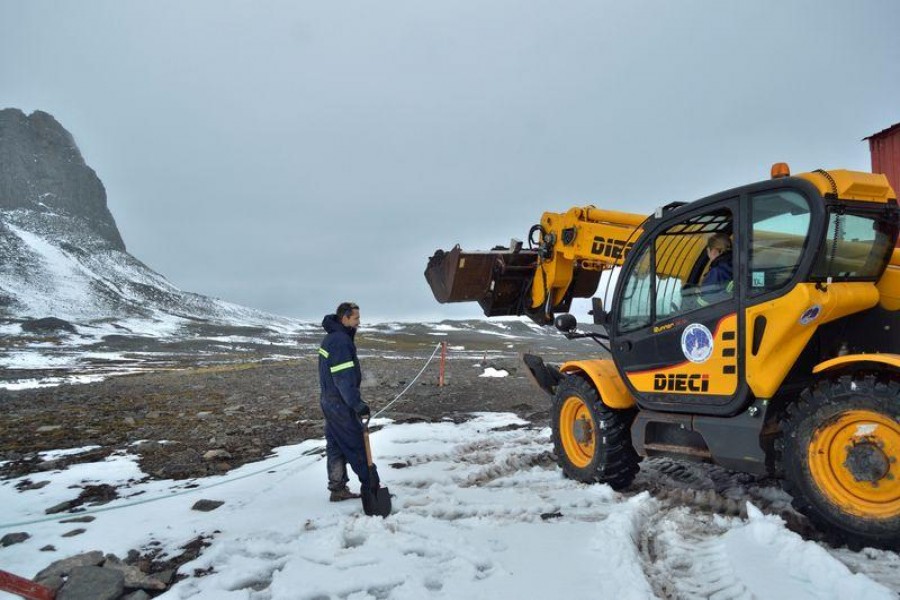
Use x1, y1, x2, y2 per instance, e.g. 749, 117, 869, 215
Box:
0, 349, 551, 482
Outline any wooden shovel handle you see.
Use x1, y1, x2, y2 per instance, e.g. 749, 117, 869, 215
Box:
362, 415, 374, 467
0, 569, 55, 600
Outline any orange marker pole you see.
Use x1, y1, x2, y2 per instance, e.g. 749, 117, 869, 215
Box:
439, 341, 447, 387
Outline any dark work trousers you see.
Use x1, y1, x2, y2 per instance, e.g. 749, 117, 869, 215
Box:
320, 395, 370, 491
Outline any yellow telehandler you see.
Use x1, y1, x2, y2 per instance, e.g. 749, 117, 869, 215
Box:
425, 164, 899, 549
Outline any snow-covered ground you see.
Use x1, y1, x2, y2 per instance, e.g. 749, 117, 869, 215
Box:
1, 413, 896, 599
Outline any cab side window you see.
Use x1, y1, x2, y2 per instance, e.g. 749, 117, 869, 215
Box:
655, 209, 733, 320
617, 243, 653, 333
812, 211, 896, 279
749, 191, 811, 296
617, 207, 733, 332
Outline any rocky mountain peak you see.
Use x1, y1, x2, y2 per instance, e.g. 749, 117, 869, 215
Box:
0, 108, 124, 250
0, 108, 299, 332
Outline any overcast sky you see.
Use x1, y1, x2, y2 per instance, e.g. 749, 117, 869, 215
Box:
2, 1, 899, 322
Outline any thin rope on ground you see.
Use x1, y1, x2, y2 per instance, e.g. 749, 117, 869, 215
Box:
372, 342, 443, 419
0, 342, 445, 530
0, 452, 319, 529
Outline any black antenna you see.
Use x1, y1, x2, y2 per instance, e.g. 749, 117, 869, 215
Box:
814, 169, 839, 197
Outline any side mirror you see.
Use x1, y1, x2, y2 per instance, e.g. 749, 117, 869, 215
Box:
590, 298, 609, 326
554, 313, 577, 333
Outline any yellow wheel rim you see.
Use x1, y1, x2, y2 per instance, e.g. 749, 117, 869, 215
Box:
560, 395, 595, 468
808, 410, 900, 519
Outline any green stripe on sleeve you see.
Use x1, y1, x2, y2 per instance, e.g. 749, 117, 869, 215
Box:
318, 348, 329, 358
330, 361, 354, 373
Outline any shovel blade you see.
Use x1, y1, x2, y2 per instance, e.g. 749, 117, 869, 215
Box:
361, 426, 391, 517
361, 485, 392, 517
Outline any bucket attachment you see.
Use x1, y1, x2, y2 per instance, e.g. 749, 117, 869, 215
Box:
424, 244, 538, 317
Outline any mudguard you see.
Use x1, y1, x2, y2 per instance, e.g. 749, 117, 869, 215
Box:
560, 359, 635, 409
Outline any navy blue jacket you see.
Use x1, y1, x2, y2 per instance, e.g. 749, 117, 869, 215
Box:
318, 314, 365, 411
700, 251, 734, 303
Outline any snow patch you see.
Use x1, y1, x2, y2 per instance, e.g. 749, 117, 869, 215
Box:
722, 504, 893, 599
480, 367, 509, 378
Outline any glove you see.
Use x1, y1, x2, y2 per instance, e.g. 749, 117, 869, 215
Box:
355, 402, 371, 417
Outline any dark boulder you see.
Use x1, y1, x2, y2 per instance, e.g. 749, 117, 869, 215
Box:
21, 317, 77, 334
56, 566, 124, 600
0, 532, 30, 546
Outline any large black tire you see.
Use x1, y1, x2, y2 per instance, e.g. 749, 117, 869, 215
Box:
550, 374, 640, 490
780, 374, 900, 550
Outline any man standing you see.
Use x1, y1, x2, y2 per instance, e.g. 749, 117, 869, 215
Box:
317, 302, 371, 501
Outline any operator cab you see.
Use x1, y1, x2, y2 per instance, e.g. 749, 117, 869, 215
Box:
608, 166, 898, 417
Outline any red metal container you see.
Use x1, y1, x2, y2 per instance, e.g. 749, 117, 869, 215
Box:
866, 122, 900, 247
867, 122, 900, 199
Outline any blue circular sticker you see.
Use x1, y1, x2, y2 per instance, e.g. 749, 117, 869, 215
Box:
681, 323, 714, 363
800, 305, 822, 325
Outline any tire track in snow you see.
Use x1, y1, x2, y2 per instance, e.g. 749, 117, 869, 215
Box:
636, 504, 754, 600
829, 546, 900, 592
386, 426, 556, 492
631, 457, 822, 539
631, 458, 900, 595
386, 426, 617, 524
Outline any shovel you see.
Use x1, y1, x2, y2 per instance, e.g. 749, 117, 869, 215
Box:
361, 416, 392, 517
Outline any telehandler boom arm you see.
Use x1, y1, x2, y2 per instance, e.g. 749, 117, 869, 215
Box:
425, 206, 647, 323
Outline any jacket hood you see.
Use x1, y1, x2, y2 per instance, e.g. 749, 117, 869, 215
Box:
322, 314, 357, 338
